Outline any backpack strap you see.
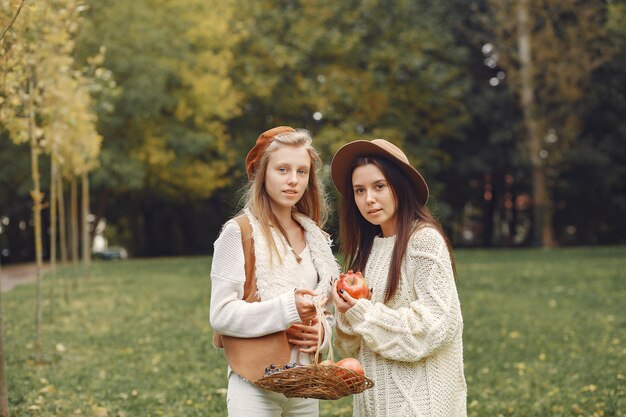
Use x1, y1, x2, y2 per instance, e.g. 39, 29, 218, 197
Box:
234, 215, 259, 302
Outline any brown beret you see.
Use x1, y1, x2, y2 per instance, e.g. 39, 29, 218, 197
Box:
245, 126, 296, 180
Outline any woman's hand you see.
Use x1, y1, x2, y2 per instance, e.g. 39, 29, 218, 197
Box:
332, 280, 358, 314
286, 318, 324, 353
294, 288, 319, 322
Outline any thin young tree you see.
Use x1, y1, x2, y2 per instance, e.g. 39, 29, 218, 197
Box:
28, 76, 45, 362
48, 142, 58, 319
70, 176, 78, 285
81, 172, 91, 273
0, 0, 27, 414
57, 174, 69, 301
0, 7, 49, 361
1, 0, 103, 363
57, 176, 68, 265
56, 80, 102, 281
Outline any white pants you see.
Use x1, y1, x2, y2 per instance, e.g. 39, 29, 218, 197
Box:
227, 372, 319, 417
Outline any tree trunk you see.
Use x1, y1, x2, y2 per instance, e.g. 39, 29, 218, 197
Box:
58, 176, 68, 265
57, 176, 70, 302
81, 172, 91, 276
70, 176, 79, 288
70, 177, 79, 264
516, 0, 556, 247
0, 262, 10, 417
28, 79, 44, 363
49, 149, 58, 320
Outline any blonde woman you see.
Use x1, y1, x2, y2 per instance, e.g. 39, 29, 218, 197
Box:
210, 127, 338, 416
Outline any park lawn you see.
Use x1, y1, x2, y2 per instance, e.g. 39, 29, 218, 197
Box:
3, 247, 625, 417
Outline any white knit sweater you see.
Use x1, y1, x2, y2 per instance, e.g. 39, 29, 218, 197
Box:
210, 209, 339, 364
335, 226, 467, 417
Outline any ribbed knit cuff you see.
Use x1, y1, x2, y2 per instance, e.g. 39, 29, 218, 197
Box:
345, 298, 372, 326
281, 291, 302, 326
336, 313, 353, 333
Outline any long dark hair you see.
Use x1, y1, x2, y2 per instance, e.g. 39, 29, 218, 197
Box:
338, 156, 456, 303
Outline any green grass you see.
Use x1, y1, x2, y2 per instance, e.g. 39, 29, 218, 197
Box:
456, 247, 625, 417
3, 247, 625, 417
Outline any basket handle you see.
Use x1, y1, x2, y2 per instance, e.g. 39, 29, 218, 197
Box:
313, 301, 334, 364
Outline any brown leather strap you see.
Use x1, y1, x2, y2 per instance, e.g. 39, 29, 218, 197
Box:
234, 215, 259, 302
212, 214, 256, 349
220, 214, 291, 381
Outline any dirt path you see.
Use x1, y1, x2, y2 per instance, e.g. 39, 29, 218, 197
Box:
0, 262, 48, 292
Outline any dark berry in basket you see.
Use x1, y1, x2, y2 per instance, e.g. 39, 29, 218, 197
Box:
286, 362, 300, 369
264, 364, 280, 376
263, 362, 305, 376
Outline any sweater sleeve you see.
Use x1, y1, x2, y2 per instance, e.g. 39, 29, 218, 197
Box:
209, 221, 301, 337
344, 227, 461, 362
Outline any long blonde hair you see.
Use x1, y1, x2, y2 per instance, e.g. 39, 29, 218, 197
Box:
242, 129, 329, 265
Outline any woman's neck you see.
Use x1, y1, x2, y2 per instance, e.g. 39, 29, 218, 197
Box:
270, 205, 298, 230
380, 219, 398, 237
270, 205, 305, 261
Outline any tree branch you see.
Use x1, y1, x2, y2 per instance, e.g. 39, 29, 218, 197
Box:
0, 0, 26, 43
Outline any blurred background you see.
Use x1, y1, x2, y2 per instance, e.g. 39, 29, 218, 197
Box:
1, 0, 625, 264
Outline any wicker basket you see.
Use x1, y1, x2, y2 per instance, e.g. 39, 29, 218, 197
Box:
254, 304, 374, 400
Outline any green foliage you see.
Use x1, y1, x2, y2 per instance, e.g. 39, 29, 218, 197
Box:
75, 0, 241, 201
229, 0, 471, 170
4, 248, 625, 416
484, 0, 612, 163
2, 0, 626, 259
0, 0, 102, 171
553, 21, 626, 245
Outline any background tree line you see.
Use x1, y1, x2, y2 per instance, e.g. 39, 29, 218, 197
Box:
1, 0, 625, 264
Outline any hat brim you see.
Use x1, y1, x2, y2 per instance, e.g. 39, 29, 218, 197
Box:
330, 140, 429, 206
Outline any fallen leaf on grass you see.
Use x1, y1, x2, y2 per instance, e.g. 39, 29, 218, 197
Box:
92, 405, 108, 417
39, 385, 56, 394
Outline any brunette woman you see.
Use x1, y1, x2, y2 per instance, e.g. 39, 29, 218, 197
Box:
331, 139, 467, 417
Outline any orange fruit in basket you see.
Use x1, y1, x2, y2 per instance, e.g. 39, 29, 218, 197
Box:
335, 358, 365, 378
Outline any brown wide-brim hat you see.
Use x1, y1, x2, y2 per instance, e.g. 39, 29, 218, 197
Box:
331, 139, 429, 206
245, 126, 296, 180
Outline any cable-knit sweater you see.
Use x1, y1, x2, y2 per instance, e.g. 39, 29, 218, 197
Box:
210, 209, 339, 365
335, 226, 467, 417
